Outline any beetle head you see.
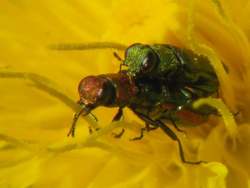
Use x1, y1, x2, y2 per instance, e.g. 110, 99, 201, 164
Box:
69, 75, 115, 137
78, 75, 115, 108
124, 43, 159, 77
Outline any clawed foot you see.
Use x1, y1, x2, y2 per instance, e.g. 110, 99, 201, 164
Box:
112, 128, 125, 138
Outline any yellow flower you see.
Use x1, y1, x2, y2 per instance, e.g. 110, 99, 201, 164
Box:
0, 0, 250, 188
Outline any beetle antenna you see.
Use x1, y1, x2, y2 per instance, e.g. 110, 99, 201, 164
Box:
68, 107, 90, 137
113, 51, 128, 72
49, 42, 127, 51
89, 112, 98, 122
113, 52, 126, 72
113, 52, 123, 61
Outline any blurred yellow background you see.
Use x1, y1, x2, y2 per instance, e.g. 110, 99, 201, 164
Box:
0, 0, 250, 188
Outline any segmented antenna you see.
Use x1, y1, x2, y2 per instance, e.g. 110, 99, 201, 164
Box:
68, 107, 92, 137
49, 42, 127, 51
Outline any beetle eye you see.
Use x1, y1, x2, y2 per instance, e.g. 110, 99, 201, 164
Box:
141, 52, 157, 73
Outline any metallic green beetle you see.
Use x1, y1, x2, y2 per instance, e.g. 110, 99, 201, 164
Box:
123, 43, 219, 98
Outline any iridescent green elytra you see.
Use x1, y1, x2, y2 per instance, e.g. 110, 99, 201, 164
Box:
123, 43, 219, 98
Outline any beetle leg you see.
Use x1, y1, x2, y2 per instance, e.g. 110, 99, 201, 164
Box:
130, 123, 158, 141
112, 108, 123, 122
163, 109, 186, 134
111, 108, 125, 138
134, 112, 205, 165
112, 128, 125, 138
145, 123, 158, 131
130, 127, 146, 141
157, 121, 205, 164
169, 116, 187, 135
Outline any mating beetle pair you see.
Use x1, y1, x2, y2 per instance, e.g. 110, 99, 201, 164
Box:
53, 42, 219, 164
